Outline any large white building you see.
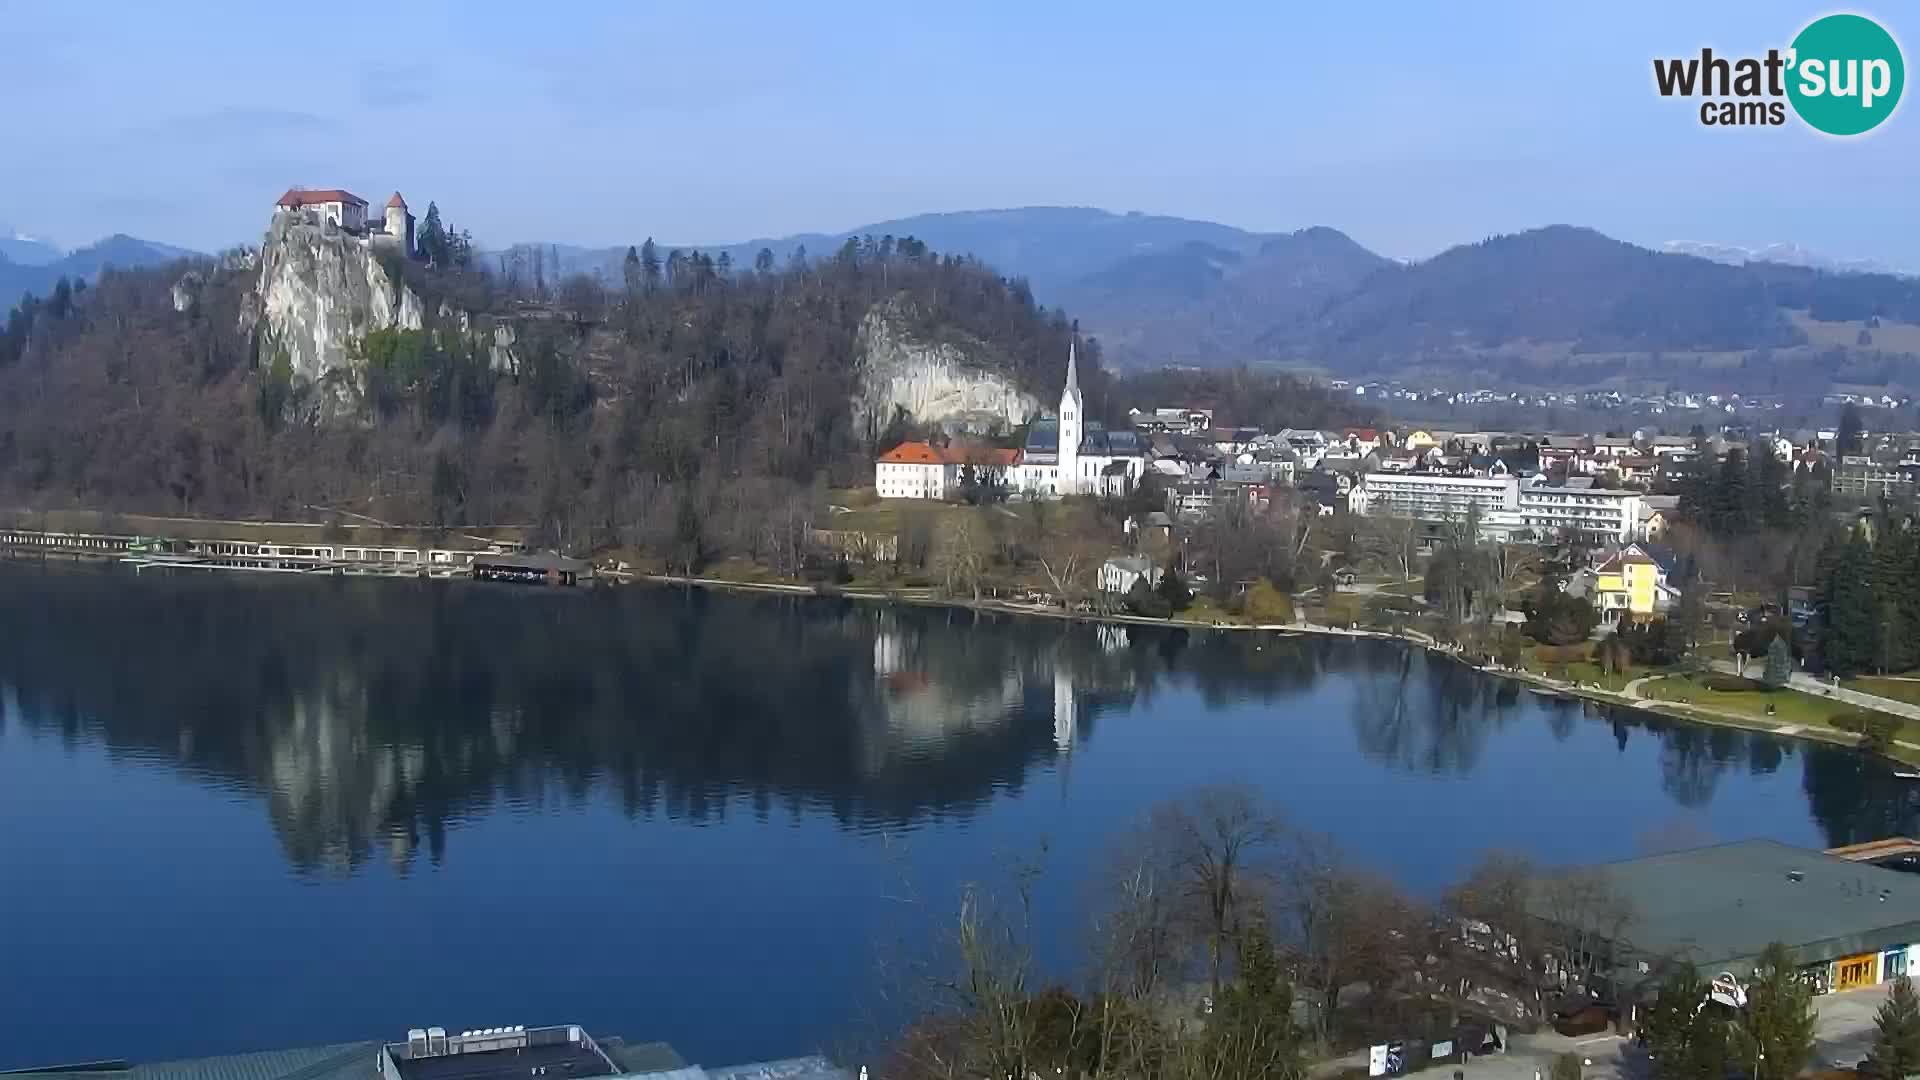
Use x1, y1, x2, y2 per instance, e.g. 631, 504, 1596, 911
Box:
874, 442, 1021, 500
1518, 476, 1644, 544
1357, 472, 1520, 522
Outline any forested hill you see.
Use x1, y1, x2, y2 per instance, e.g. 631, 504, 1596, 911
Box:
1263, 226, 1920, 390
0, 238, 1099, 552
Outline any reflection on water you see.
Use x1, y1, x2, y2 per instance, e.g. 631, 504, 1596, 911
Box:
3, 566, 1920, 868
4, 564, 1920, 1067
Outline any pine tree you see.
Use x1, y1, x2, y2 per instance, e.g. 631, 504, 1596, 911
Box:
1643, 965, 1731, 1080
1157, 566, 1193, 612
621, 245, 642, 297
639, 238, 661, 293
418, 202, 448, 266
1763, 636, 1793, 688
1840, 402, 1866, 456
1735, 942, 1815, 1080
1824, 528, 1880, 677
1871, 975, 1920, 1079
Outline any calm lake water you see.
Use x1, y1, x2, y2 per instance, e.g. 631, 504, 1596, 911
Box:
2, 565, 1917, 1069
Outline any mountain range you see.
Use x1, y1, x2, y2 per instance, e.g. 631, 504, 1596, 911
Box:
0, 232, 198, 305
11, 205, 1920, 391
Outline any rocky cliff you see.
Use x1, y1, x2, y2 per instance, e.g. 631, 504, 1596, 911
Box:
851, 301, 1041, 441
245, 213, 424, 393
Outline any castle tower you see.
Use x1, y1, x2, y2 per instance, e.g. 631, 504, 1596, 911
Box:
1058, 340, 1082, 495
384, 192, 414, 256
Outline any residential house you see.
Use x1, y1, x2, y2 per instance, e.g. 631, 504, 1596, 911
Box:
1590, 543, 1683, 625
1100, 555, 1162, 595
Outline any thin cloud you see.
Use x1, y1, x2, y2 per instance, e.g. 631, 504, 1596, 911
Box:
359, 63, 435, 108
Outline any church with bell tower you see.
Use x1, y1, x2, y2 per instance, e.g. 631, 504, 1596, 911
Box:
1009, 339, 1149, 498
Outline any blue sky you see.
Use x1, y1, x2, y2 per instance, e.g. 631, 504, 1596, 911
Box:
3, 0, 1913, 263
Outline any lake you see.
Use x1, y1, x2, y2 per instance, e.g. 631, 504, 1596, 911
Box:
1, 565, 1915, 1069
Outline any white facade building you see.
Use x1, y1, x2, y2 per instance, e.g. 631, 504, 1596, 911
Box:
275, 187, 369, 230
1357, 472, 1520, 522
1517, 476, 1644, 544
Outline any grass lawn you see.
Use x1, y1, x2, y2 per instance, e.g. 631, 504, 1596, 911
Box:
1641, 673, 1913, 737
1846, 676, 1920, 707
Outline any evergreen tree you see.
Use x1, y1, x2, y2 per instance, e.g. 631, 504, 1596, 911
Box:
1763, 635, 1793, 688
1840, 402, 1866, 456
1870, 975, 1920, 1080
1198, 922, 1301, 1080
1157, 566, 1193, 613
1735, 942, 1815, 1080
1643, 965, 1730, 1080
418, 202, 448, 266
639, 238, 661, 292
621, 245, 642, 297
754, 247, 775, 274
1823, 528, 1880, 676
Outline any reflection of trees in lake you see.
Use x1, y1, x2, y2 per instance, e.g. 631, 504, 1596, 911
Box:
10, 564, 1915, 877
1348, 648, 1522, 774
1802, 746, 1920, 846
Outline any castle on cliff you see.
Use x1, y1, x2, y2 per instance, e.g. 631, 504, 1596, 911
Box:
273, 188, 415, 257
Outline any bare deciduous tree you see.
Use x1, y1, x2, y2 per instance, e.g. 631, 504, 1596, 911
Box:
1148, 784, 1285, 1001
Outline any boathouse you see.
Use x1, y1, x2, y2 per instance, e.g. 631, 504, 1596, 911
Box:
1534, 839, 1920, 997
469, 550, 592, 586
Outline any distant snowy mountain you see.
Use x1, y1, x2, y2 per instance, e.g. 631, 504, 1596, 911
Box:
0, 225, 64, 267
1663, 240, 1909, 277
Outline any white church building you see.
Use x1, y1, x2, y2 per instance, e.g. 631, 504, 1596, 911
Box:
1006, 343, 1149, 498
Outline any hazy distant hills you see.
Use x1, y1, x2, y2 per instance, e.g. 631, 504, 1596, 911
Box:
0, 233, 197, 303
1053, 227, 1391, 365
1663, 239, 1911, 278
514, 206, 1271, 295
504, 207, 1920, 388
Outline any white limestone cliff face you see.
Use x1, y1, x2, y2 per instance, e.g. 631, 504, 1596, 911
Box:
851, 301, 1040, 441
250, 213, 424, 392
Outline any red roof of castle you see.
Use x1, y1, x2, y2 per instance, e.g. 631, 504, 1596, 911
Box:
276, 188, 367, 208
386, 192, 408, 208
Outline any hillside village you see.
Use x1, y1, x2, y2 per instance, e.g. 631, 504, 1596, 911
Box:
866, 342, 1920, 700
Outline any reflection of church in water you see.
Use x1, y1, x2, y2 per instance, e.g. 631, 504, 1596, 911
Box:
866, 612, 1137, 773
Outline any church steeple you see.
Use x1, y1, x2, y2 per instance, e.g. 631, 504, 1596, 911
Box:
1063, 339, 1082, 404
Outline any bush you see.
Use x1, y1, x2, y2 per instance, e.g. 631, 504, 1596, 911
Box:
1834, 711, 1902, 754
1125, 577, 1172, 619
1534, 643, 1590, 666
1244, 579, 1294, 623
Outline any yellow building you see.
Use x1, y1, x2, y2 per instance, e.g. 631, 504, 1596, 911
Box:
1592, 544, 1681, 624
1403, 430, 1437, 450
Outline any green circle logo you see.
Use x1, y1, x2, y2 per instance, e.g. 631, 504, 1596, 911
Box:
1787, 13, 1904, 135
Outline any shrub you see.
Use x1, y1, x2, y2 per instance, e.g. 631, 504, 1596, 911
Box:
1244, 579, 1294, 623
1534, 643, 1590, 666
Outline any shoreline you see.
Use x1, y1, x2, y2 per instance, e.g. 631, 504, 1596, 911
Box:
631, 571, 1894, 761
